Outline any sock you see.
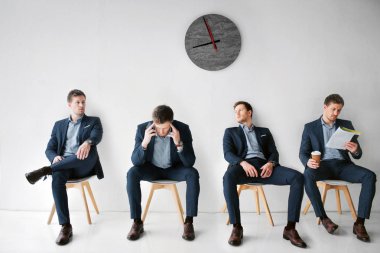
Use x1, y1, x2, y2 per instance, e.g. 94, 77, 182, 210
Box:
134, 218, 142, 224
285, 221, 296, 230
233, 223, 242, 228
355, 217, 365, 225
185, 216, 193, 224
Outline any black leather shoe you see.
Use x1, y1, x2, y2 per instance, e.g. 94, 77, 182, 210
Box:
56, 224, 73, 245
283, 227, 307, 248
182, 222, 195, 241
25, 166, 52, 184
228, 225, 243, 246
353, 222, 370, 242
321, 217, 338, 234
127, 221, 144, 240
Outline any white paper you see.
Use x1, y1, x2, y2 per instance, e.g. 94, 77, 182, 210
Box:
326, 127, 360, 150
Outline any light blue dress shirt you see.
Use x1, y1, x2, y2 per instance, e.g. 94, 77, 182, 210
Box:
240, 124, 266, 160
321, 118, 344, 160
63, 116, 82, 157
151, 135, 172, 169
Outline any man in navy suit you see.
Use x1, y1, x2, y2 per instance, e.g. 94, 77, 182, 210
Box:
300, 94, 376, 242
126, 105, 200, 241
25, 89, 103, 245
223, 101, 306, 248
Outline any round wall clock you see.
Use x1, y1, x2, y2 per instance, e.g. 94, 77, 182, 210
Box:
185, 14, 241, 71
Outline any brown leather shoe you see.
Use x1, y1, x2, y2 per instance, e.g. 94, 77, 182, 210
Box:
25, 166, 52, 184
283, 227, 307, 248
182, 223, 195, 241
228, 225, 243, 246
127, 221, 144, 241
353, 223, 370, 242
321, 217, 338, 234
56, 224, 72, 245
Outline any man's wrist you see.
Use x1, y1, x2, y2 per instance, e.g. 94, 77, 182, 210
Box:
85, 139, 93, 145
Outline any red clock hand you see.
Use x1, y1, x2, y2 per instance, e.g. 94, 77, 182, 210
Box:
203, 17, 217, 51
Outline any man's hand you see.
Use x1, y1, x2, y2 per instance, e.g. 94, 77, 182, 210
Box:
76, 142, 91, 160
307, 158, 319, 169
240, 161, 259, 177
53, 156, 63, 164
141, 123, 156, 149
169, 123, 181, 145
345, 141, 358, 154
260, 162, 274, 178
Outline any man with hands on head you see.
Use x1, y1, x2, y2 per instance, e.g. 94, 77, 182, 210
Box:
25, 89, 104, 246
223, 101, 306, 248
126, 105, 200, 241
300, 94, 376, 242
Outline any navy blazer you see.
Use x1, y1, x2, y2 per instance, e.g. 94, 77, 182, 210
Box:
299, 117, 362, 167
131, 120, 196, 168
223, 126, 279, 167
45, 115, 104, 179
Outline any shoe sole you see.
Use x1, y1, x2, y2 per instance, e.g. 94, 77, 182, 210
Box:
25, 173, 36, 185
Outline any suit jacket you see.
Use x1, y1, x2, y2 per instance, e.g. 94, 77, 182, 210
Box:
223, 125, 280, 167
299, 117, 362, 167
45, 115, 104, 179
131, 120, 196, 168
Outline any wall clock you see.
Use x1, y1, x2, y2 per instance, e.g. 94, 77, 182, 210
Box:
185, 14, 241, 71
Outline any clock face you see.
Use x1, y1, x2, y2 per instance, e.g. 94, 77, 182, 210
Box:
185, 14, 241, 71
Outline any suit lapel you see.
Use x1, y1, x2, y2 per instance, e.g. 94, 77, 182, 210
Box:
254, 127, 264, 151
60, 118, 70, 151
237, 126, 248, 154
78, 115, 88, 144
315, 118, 325, 154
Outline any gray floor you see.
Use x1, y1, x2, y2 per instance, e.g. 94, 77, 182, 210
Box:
0, 210, 379, 253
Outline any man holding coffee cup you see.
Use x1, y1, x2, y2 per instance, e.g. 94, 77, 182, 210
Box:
299, 94, 376, 242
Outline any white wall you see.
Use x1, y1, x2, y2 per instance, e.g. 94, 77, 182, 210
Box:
0, 0, 379, 214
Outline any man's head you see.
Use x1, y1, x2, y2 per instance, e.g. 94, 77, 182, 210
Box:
233, 101, 253, 125
323, 94, 344, 123
67, 89, 86, 117
152, 105, 174, 137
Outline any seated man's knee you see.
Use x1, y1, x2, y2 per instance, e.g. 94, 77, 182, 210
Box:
127, 166, 141, 181
185, 167, 199, 181
303, 168, 316, 181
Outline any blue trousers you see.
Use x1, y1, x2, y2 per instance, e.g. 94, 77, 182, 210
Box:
223, 158, 304, 224
50, 151, 97, 225
304, 159, 376, 219
126, 163, 200, 219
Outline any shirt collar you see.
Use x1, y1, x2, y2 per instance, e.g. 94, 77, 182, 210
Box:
321, 117, 335, 129
68, 115, 83, 124
239, 123, 254, 131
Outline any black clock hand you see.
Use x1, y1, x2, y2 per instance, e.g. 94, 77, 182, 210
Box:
192, 40, 221, 49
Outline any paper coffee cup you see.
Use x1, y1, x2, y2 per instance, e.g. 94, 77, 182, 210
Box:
311, 151, 321, 164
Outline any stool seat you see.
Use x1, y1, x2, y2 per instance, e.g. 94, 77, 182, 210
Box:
47, 175, 99, 225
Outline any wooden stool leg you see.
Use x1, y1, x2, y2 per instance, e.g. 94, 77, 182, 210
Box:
342, 186, 357, 221
142, 184, 156, 223
335, 189, 342, 215
303, 199, 312, 215
80, 183, 92, 224
85, 182, 99, 214
47, 203, 56, 224
258, 186, 274, 226
170, 184, 185, 224
254, 188, 260, 215
317, 184, 329, 225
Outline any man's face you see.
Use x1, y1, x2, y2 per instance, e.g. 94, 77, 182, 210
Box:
68, 95, 86, 117
234, 104, 252, 124
323, 102, 343, 123
154, 121, 171, 137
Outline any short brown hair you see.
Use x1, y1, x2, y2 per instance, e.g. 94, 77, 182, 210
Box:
324, 94, 344, 106
152, 105, 174, 123
67, 89, 86, 102
234, 101, 253, 112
